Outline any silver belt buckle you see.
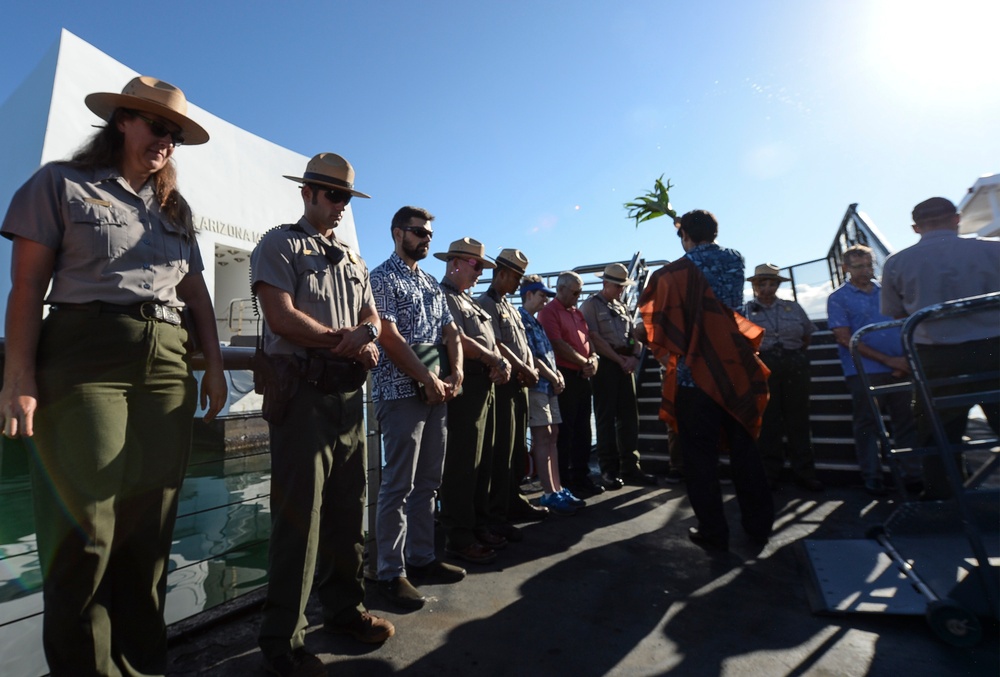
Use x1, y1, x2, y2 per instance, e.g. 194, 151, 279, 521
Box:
140, 302, 181, 325
140, 302, 161, 322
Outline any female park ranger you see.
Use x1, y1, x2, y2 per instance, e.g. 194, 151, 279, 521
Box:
0, 76, 226, 676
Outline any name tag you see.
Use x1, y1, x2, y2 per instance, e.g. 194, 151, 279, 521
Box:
83, 197, 112, 207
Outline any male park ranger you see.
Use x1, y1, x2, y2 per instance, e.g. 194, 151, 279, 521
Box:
251, 153, 392, 676
478, 248, 547, 539
436, 238, 514, 564
580, 263, 657, 489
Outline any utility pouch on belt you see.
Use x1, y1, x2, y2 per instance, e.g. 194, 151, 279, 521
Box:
304, 350, 368, 394
251, 349, 301, 425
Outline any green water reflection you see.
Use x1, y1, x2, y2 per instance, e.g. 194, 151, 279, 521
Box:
0, 437, 273, 677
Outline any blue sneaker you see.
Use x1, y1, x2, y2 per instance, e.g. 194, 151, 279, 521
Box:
559, 488, 586, 508
540, 492, 577, 515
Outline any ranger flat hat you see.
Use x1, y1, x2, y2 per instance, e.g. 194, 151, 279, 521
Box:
492, 248, 529, 275
911, 197, 957, 223
433, 237, 497, 267
85, 76, 210, 145
284, 153, 371, 198
747, 263, 790, 282
595, 262, 635, 286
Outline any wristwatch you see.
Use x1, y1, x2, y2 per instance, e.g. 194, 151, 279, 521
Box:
497, 357, 509, 371
362, 321, 379, 342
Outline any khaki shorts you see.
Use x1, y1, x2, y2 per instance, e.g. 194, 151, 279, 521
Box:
528, 389, 562, 427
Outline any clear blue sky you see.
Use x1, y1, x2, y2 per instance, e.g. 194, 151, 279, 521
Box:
2, 0, 998, 280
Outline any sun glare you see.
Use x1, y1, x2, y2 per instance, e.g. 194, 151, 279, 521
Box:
866, 0, 1000, 95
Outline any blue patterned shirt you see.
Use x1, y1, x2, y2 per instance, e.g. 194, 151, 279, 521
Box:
370, 253, 453, 401
519, 306, 557, 395
677, 242, 746, 387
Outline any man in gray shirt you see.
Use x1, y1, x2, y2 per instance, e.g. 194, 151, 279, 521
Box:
881, 196, 1000, 498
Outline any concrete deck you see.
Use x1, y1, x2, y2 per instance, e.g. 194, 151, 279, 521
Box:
165, 479, 999, 676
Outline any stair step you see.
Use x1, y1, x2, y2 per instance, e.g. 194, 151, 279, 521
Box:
812, 436, 856, 445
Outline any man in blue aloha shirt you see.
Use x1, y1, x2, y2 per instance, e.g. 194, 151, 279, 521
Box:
370, 206, 465, 611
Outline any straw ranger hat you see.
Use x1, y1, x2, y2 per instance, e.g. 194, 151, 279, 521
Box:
492, 248, 529, 275
747, 263, 790, 282
596, 262, 635, 286
284, 153, 371, 198
433, 238, 497, 267
85, 76, 209, 145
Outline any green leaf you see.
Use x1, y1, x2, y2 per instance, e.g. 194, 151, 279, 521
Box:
624, 175, 676, 228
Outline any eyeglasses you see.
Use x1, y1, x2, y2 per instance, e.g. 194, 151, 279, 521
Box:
401, 225, 433, 239
461, 257, 484, 272
131, 111, 184, 146
319, 187, 353, 205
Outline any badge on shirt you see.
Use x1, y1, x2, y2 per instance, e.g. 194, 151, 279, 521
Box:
346, 248, 358, 264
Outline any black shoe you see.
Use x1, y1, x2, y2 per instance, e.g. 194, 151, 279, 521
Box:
600, 472, 624, 490
491, 523, 524, 542
445, 542, 497, 564
323, 611, 395, 644
743, 523, 771, 545
570, 477, 606, 497
795, 477, 825, 492
688, 527, 729, 552
863, 478, 887, 497
262, 648, 326, 677
379, 576, 426, 610
507, 502, 549, 522
475, 528, 508, 550
620, 469, 659, 486
408, 559, 466, 583
662, 467, 684, 484
919, 489, 953, 501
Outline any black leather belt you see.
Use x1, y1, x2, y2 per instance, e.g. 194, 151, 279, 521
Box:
52, 301, 183, 326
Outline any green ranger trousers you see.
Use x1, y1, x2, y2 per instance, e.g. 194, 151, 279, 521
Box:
32, 308, 196, 677
592, 357, 641, 476
439, 369, 494, 550
257, 381, 367, 659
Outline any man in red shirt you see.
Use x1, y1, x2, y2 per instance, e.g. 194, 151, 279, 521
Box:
537, 271, 604, 497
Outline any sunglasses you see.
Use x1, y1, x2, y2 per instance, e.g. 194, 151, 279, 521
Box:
318, 187, 353, 205
461, 257, 484, 272
131, 111, 184, 146
400, 225, 433, 239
